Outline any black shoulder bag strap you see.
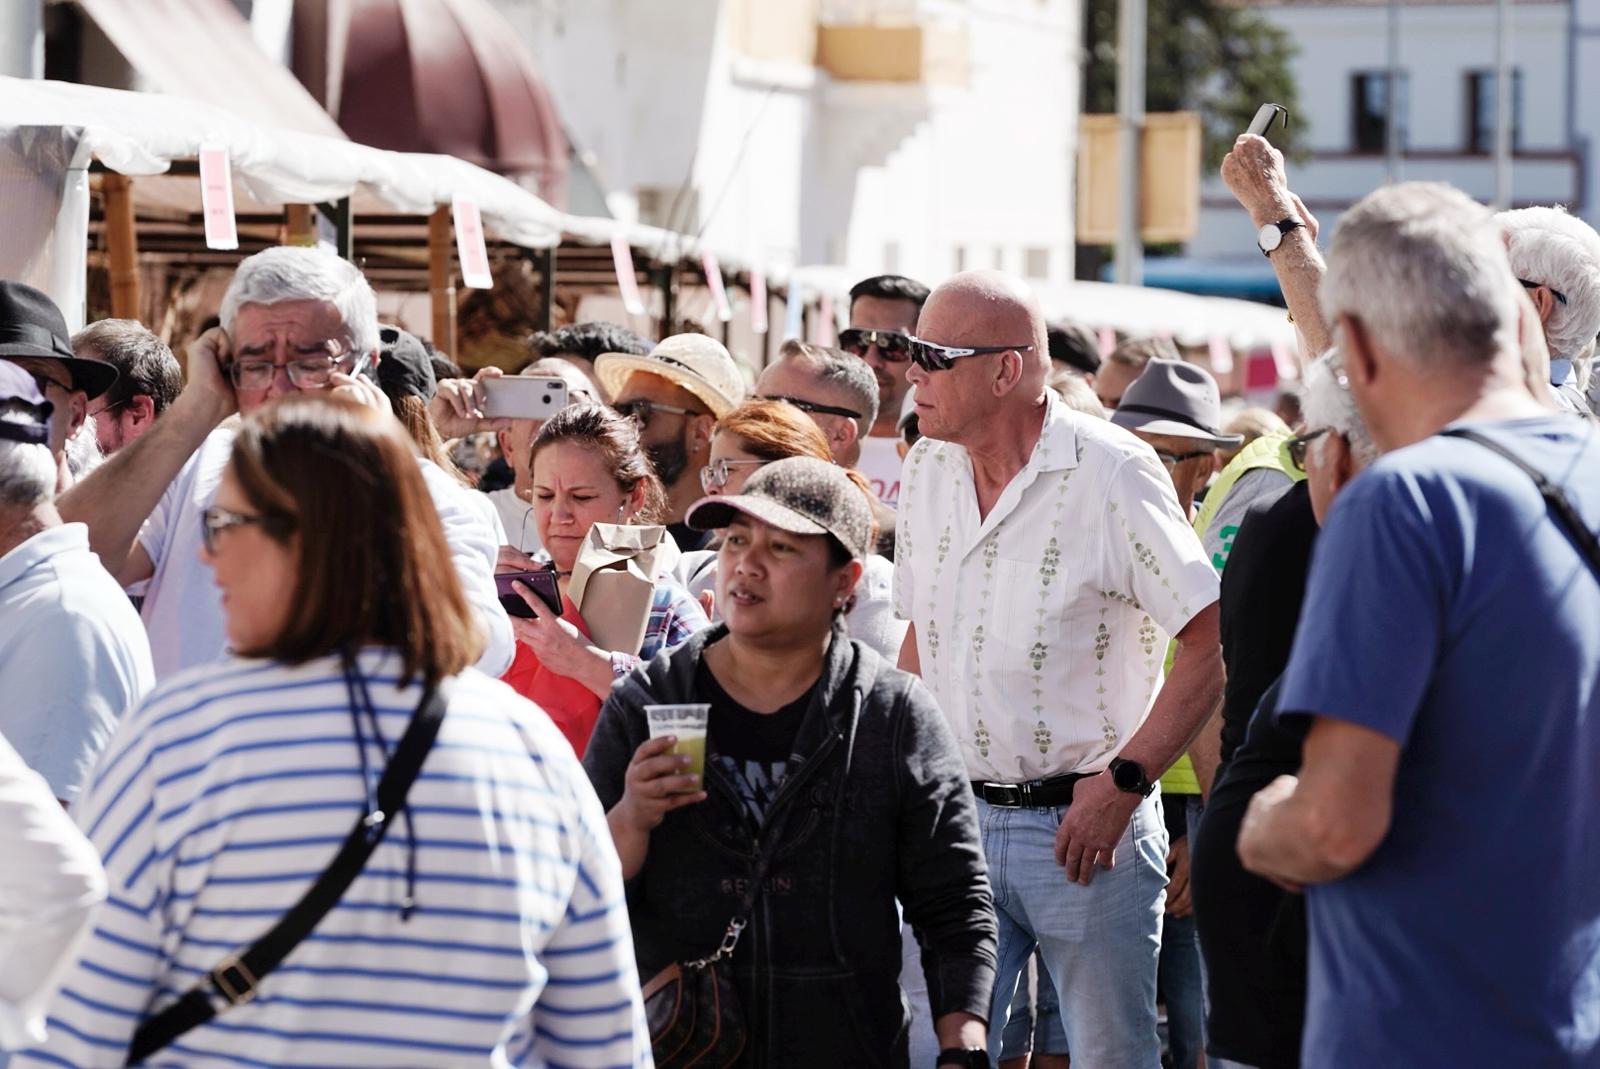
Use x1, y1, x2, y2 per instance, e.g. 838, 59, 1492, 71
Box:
1438, 427, 1600, 577
126, 678, 451, 1065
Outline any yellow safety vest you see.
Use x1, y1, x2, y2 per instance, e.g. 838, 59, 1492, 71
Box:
1160, 431, 1304, 797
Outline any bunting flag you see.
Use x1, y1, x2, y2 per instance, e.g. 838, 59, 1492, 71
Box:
701, 250, 732, 322
750, 268, 769, 335
1208, 335, 1235, 376
611, 234, 644, 316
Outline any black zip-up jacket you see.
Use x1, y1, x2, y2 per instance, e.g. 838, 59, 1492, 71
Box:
583, 622, 997, 1067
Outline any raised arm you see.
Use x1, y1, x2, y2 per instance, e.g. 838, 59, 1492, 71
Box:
1220, 135, 1332, 360
55, 328, 236, 582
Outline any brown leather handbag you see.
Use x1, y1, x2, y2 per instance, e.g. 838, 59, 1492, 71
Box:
641, 808, 792, 1068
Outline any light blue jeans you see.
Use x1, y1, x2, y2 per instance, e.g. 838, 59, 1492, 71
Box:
980, 794, 1169, 1068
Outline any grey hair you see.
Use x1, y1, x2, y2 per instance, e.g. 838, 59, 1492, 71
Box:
64, 418, 103, 479
220, 246, 379, 357
1322, 182, 1518, 369
1496, 206, 1600, 362
1050, 370, 1109, 419
1299, 349, 1379, 467
778, 339, 881, 433
0, 403, 57, 506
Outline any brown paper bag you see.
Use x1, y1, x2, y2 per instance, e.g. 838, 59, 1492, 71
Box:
567, 523, 681, 655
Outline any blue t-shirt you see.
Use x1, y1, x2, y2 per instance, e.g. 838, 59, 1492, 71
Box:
1278, 416, 1600, 1068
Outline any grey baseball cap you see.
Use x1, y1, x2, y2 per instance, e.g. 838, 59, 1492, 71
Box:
686, 455, 873, 560
1110, 357, 1243, 446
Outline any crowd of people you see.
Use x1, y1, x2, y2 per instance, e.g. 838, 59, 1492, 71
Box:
1, 131, 1597, 1069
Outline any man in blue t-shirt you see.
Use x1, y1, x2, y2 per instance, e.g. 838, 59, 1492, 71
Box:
1238, 181, 1600, 1067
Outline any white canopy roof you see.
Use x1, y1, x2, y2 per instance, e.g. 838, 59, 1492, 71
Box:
0, 77, 565, 248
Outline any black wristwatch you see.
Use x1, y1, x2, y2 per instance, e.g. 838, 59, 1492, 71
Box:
936, 1048, 991, 1069
1108, 756, 1156, 797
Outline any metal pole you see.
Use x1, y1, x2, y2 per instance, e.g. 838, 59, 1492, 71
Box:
0, 0, 43, 79
1114, 0, 1145, 286
1494, 0, 1513, 208
1385, 0, 1401, 183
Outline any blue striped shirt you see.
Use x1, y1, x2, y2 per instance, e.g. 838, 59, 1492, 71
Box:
13, 650, 651, 1068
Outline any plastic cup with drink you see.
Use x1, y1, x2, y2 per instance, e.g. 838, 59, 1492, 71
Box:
645, 703, 709, 792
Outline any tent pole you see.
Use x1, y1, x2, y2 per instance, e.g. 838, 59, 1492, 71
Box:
284, 204, 315, 246
428, 206, 458, 358
103, 173, 140, 322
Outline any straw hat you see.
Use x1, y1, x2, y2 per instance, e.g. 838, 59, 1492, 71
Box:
594, 333, 746, 418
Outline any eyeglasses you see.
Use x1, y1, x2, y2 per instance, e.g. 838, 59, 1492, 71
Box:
1154, 448, 1213, 467
200, 505, 289, 553
613, 399, 704, 430
906, 336, 1038, 372
229, 340, 354, 391
1519, 278, 1569, 306
759, 394, 864, 420
838, 327, 913, 362
699, 458, 767, 492
89, 397, 131, 418
1286, 427, 1330, 470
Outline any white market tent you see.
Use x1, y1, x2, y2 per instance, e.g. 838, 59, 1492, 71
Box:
1, 76, 1295, 373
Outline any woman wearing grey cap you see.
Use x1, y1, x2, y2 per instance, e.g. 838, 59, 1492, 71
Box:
583, 456, 998, 1067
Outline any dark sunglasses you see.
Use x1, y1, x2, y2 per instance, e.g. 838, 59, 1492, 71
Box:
838, 327, 913, 362
759, 394, 863, 420
200, 505, 290, 553
907, 337, 1037, 372
1286, 426, 1330, 470
1519, 278, 1568, 306
613, 399, 703, 429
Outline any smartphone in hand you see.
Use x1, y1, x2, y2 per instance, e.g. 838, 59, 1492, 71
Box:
496, 567, 563, 619
1246, 103, 1289, 139
478, 377, 570, 421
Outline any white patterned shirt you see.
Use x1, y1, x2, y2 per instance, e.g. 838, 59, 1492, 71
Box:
894, 394, 1220, 782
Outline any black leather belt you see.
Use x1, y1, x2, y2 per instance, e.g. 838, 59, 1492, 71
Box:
972, 773, 1092, 809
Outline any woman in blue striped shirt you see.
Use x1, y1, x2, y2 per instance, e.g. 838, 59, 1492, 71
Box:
16, 394, 650, 1068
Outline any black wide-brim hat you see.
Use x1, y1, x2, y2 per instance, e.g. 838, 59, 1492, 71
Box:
0, 281, 119, 399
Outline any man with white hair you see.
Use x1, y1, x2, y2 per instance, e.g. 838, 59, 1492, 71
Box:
56, 245, 513, 680
1498, 205, 1600, 416
1237, 182, 1600, 1067
0, 356, 152, 805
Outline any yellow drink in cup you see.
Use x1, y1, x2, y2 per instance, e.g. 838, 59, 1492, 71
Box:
645, 704, 710, 790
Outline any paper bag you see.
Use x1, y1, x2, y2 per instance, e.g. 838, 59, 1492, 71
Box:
567, 523, 681, 656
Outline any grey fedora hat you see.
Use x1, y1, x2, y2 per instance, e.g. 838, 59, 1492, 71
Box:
1110, 357, 1243, 446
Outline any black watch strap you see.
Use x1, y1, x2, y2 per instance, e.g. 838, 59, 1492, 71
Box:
936, 1047, 991, 1069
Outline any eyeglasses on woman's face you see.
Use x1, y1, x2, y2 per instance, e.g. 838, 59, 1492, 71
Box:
700, 457, 767, 493
200, 505, 289, 554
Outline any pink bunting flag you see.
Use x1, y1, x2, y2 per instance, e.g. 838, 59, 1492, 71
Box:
750, 268, 769, 335
611, 234, 644, 316
702, 251, 732, 322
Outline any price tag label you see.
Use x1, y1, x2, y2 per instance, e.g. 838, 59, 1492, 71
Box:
452, 196, 494, 289
198, 146, 238, 251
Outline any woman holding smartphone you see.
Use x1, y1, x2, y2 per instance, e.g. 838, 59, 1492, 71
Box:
583, 457, 997, 1067
502, 403, 707, 755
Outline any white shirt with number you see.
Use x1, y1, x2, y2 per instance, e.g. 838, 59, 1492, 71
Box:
856, 434, 906, 510
893, 394, 1219, 782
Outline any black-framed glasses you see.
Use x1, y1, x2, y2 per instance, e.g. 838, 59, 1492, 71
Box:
838, 327, 913, 362
228, 339, 355, 391
200, 505, 289, 553
759, 394, 863, 420
907, 336, 1037, 372
699, 458, 767, 492
1154, 448, 1213, 467
1286, 427, 1330, 470
1519, 278, 1569, 306
613, 398, 703, 430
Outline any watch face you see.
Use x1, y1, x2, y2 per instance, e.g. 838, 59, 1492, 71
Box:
1258, 222, 1283, 252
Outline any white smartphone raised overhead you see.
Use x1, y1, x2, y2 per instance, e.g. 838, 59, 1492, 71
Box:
1247, 103, 1289, 139
478, 376, 570, 420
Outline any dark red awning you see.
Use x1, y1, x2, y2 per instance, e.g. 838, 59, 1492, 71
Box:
312, 0, 569, 206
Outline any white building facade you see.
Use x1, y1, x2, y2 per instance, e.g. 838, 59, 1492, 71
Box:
1188, 0, 1580, 271
490, 0, 1081, 293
